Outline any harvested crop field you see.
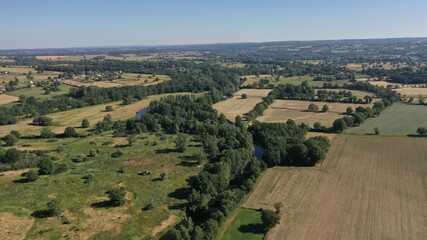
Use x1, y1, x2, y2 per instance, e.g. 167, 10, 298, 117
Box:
395, 87, 427, 97
346, 103, 427, 135
244, 135, 427, 240
241, 75, 272, 86
0, 94, 18, 105
64, 80, 122, 88
213, 89, 271, 121
257, 100, 371, 127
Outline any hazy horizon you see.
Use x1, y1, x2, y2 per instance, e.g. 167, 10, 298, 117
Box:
1, 0, 426, 49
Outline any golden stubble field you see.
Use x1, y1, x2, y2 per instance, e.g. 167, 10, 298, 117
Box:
256, 100, 371, 127
244, 135, 427, 240
213, 89, 272, 121
0, 94, 18, 105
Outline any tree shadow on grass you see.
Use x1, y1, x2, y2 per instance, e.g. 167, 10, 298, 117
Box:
238, 223, 265, 234
168, 187, 191, 200
31, 210, 52, 218
13, 178, 30, 184
407, 134, 427, 138
155, 148, 177, 154
91, 200, 113, 209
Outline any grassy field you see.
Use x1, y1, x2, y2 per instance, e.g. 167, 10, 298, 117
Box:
346, 103, 427, 135
219, 208, 264, 240
7, 84, 74, 101
0, 132, 203, 239
256, 100, 371, 127
0, 92, 198, 137
0, 94, 18, 105
244, 135, 427, 240
64, 73, 171, 88
213, 89, 272, 122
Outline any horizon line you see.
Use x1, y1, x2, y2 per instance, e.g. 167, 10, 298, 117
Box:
1, 36, 426, 51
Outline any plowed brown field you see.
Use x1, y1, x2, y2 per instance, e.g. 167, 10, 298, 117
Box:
244, 135, 427, 240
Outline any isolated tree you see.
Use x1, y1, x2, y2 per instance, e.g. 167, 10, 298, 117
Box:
322, 104, 329, 112
33, 116, 53, 126
417, 127, 427, 135
105, 105, 113, 112
332, 119, 347, 132
38, 158, 55, 175
127, 135, 137, 146
46, 199, 62, 216
160, 172, 167, 181
419, 96, 426, 105
108, 187, 126, 206
261, 209, 280, 232
25, 169, 39, 182
40, 127, 55, 138
63, 127, 77, 138
274, 202, 283, 214
193, 151, 207, 165
313, 122, 322, 131
308, 103, 319, 112
3, 134, 17, 146
175, 134, 187, 152
241, 93, 248, 99
374, 127, 380, 135
10, 130, 21, 139
81, 119, 90, 128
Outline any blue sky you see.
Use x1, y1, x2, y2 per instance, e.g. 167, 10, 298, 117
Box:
0, 0, 426, 49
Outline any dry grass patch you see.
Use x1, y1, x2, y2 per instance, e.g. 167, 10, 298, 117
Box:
0, 94, 18, 105
81, 207, 131, 240
257, 100, 371, 127
395, 87, 427, 97
245, 135, 427, 240
152, 215, 178, 236
213, 89, 271, 121
0, 212, 34, 240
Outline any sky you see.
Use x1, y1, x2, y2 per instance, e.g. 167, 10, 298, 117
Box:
0, 0, 426, 49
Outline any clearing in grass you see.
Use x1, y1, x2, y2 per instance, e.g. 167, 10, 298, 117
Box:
244, 135, 427, 240
213, 89, 271, 122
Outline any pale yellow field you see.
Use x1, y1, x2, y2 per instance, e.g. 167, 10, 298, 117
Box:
245, 135, 427, 240
395, 87, 427, 97
257, 100, 371, 127
0, 94, 18, 105
0, 92, 197, 137
213, 89, 272, 121
0, 66, 62, 88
